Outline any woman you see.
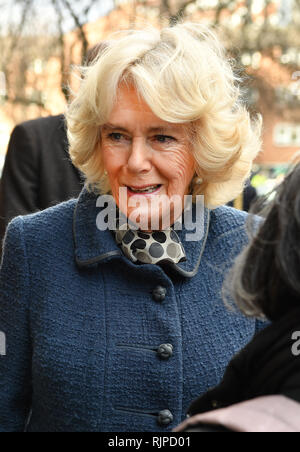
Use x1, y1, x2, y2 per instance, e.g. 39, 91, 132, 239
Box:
0, 22, 264, 432
175, 163, 300, 432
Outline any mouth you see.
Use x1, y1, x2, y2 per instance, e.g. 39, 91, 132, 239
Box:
126, 184, 163, 195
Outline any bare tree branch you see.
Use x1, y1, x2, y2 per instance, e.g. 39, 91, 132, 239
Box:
82, 2, 95, 19
243, 0, 253, 25
59, 0, 89, 61
3, 0, 33, 69
51, 0, 69, 101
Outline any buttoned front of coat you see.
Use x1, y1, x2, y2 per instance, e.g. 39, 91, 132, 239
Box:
0, 187, 265, 432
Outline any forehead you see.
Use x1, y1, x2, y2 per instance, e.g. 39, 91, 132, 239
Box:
108, 83, 186, 134
113, 83, 153, 114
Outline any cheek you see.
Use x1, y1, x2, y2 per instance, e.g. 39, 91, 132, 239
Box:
157, 151, 195, 188
102, 146, 124, 179
102, 145, 117, 169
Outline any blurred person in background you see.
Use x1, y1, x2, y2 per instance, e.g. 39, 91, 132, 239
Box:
228, 180, 257, 212
175, 163, 300, 433
0, 23, 265, 432
0, 115, 82, 253
0, 43, 107, 254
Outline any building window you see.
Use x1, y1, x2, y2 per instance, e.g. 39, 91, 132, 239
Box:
274, 123, 300, 147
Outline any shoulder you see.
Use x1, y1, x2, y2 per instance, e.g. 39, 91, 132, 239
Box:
209, 206, 249, 242
15, 115, 65, 134
6, 116, 68, 165
22, 196, 76, 227
204, 206, 253, 268
9, 197, 77, 247
1, 198, 79, 286
10, 115, 65, 146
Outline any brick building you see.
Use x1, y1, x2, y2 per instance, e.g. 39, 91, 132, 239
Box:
0, 0, 299, 175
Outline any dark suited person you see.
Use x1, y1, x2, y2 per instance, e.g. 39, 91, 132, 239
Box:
228, 182, 257, 212
0, 115, 83, 251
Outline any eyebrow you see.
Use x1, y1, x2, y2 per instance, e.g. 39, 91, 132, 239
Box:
102, 123, 180, 134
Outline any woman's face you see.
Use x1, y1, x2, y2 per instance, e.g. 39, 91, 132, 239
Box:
100, 83, 195, 230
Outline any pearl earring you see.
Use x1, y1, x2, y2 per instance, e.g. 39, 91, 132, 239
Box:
195, 177, 203, 185
104, 170, 108, 176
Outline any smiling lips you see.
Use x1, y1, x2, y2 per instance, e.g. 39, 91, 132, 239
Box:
126, 184, 162, 195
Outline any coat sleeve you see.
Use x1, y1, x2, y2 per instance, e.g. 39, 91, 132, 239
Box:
0, 124, 39, 253
0, 216, 32, 432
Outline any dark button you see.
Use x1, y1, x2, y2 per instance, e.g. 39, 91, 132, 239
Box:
157, 343, 173, 360
152, 286, 167, 302
157, 410, 174, 427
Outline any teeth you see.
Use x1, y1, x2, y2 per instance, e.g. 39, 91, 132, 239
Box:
129, 185, 160, 193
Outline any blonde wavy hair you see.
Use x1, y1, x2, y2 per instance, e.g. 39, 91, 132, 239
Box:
66, 22, 262, 208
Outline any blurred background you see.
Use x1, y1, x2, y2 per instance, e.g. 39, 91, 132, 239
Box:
0, 0, 299, 195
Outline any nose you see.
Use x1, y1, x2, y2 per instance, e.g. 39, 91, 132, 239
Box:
126, 137, 152, 174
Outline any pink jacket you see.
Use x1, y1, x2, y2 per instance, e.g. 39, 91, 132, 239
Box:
174, 396, 300, 432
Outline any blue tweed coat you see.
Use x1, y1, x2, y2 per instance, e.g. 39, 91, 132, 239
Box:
0, 187, 264, 432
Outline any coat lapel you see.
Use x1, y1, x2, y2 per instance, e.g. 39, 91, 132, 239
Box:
73, 187, 122, 268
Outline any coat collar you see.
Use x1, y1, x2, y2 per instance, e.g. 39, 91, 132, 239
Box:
73, 186, 210, 278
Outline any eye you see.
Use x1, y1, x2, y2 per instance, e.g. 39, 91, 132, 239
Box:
108, 132, 123, 141
154, 135, 175, 143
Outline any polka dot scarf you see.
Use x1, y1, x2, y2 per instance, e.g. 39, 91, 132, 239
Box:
114, 227, 187, 265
